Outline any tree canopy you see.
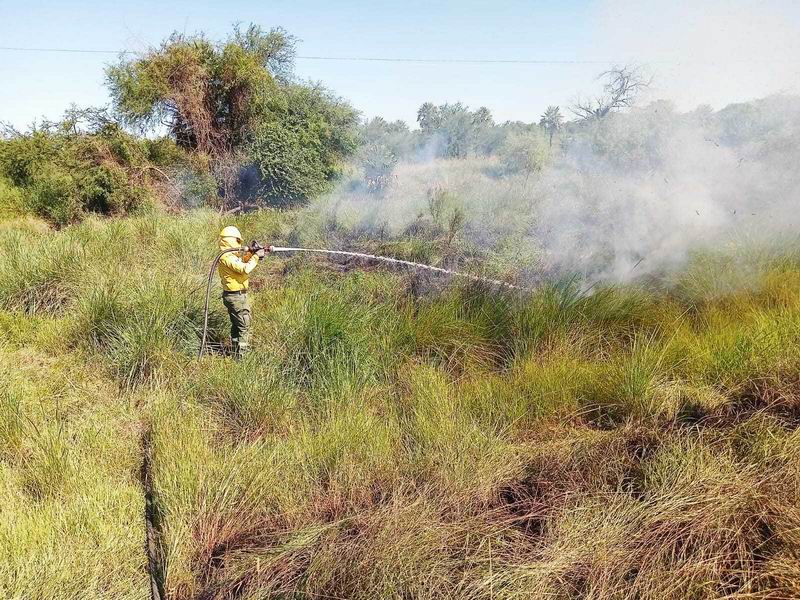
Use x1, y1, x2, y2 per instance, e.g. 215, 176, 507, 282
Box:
106, 24, 359, 209
539, 106, 564, 147
416, 102, 495, 158
572, 66, 650, 121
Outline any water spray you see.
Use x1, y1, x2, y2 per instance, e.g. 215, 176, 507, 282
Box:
267, 246, 525, 289
198, 243, 524, 358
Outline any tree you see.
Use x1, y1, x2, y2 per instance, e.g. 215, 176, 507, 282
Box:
572, 66, 650, 121
248, 83, 359, 206
472, 106, 493, 128
107, 24, 358, 209
471, 106, 494, 155
416, 102, 441, 132
539, 105, 563, 147
107, 25, 293, 156
360, 116, 414, 158
416, 102, 494, 159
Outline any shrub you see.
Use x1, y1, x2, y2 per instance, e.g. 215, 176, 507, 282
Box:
359, 142, 397, 194
248, 84, 359, 207
27, 165, 83, 225
0, 122, 162, 225
498, 127, 551, 176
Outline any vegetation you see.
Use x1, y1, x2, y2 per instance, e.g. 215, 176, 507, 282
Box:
107, 25, 359, 209
2, 203, 800, 598
497, 127, 551, 177
539, 105, 564, 147
571, 66, 651, 121
3, 20, 800, 600
0, 110, 184, 225
0, 25, 359, 224
0, 313, 148, 599
416, 102, 495, 158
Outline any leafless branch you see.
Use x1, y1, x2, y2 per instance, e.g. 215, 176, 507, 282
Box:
572, 66, 651, 121
0, 121, 21, 139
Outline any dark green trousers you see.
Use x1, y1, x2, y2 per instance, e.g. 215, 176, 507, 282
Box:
222, 292, 251, 358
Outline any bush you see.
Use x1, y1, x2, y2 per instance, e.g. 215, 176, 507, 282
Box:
27, 166, 82, 225
359, 143, 397, 194
248, 84, 359, 207
498, 127, 551, 176
0, 120, 170, 225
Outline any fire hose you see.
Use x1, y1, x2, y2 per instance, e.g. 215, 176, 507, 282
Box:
198, 242, 524, 358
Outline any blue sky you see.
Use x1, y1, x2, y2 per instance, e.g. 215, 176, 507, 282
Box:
1, 0, 799, 129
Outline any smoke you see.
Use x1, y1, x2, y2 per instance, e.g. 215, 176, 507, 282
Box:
589, 0, 800, 109
299, 1, 800, 286
532, 0, 800, 281
305, 92, 800, 286
534, 96, 800, 281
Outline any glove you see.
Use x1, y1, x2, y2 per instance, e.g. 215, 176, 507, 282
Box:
256, 248, 266, 259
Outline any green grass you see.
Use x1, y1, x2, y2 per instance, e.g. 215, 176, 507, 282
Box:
2, 209, 800, 599
0, 346, 148, 599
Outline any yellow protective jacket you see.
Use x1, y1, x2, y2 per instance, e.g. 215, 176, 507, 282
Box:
217, 237, 259, 292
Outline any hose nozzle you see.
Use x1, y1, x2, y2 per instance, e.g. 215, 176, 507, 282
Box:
246, 240, 273, 256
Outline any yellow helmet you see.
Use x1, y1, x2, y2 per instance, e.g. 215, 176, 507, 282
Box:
219, 225, 242, 241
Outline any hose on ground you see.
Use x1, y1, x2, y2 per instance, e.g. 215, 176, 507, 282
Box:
198, 247, 241, 358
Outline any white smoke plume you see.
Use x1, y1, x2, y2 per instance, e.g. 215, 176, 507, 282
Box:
534, 96, 800, 281
588, 0, 800, 109
300, 0, 800, 285
535, 0, 800, 281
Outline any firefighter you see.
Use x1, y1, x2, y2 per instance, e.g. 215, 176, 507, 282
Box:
217, 226, 265, 358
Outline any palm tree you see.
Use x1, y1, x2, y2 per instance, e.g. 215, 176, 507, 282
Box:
539, 105, 563, 148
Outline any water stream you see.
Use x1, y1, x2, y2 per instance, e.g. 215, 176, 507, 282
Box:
267, 246, 526, 290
